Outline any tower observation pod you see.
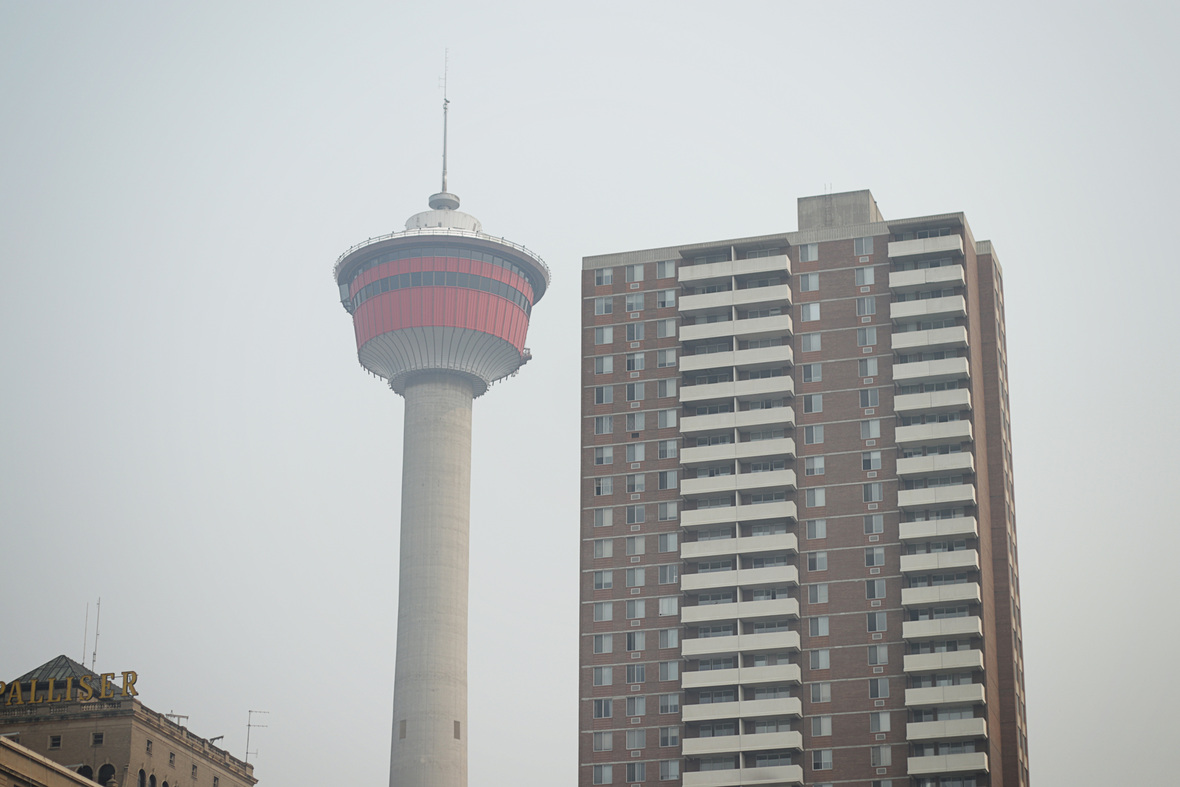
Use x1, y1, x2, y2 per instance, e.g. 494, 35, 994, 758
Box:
334, 179, 548, 787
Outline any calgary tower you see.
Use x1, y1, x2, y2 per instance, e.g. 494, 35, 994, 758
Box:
333, 98, 549, 787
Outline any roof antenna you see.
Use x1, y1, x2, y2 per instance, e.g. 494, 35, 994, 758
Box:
90, 597, 101, 670
82, 602, 89, 663
429, 50, 460, 211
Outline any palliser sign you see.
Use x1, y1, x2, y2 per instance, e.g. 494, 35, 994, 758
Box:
1, 672, 138, 706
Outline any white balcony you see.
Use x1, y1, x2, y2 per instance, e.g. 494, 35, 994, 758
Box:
900, 550, 980, 574
907, 752, 989, 776
682, 598, 800, 625
681, 533, 798, 561
896, 453, 975, 478
682, 696, 802, 723
893, 357, 970, 386
897, 484, 977, 510
901, 583, 982, 608
888, 263, 966, 292
903, 649, 985, 674
681, 407, 795, 436
678, 255, 791, 285
899, 517, 978, 543
907, 718, 988, 741
895, 420, 973, 447
891, 295, 967, 324
895, 388, 971, 415
681, 565, 799, 593
903, 616, 984, 641
905, 683, 986, 708
892, 325, 969, 353
683, 663, 801, 690
732, 313, 793, 339
682, 764, 804, 787
680, 375, 794, 405
681, 345, 794, 374
681, 437, 795, 467
681, 284, 793, 315
682, 730, 803, 757
682, 630, 801, 658
682, 469, 796, 499
682, 501, 798, 530
888, 235, 965, 260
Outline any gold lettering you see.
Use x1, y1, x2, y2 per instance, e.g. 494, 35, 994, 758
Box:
64, 677, 74, 702
79, 675, 94, 701
120, 671, 138, 697
99, 674, 115, 700
46, 678, 59, 703
28, 680, 43, 704
6, 681, 23, 706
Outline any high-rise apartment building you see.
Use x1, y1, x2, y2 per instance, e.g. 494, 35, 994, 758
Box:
579, 190, 1027, 787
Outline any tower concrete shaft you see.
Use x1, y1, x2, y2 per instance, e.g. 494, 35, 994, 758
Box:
390, 373, 474, 787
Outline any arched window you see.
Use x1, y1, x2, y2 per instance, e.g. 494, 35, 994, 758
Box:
138, 769, 147, 787
150, 775, 157, 787
97, 764, 117, 786
77, 765, 93, 780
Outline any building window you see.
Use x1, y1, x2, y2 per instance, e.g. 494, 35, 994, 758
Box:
659, 661, 679, 680
859, 357, 878, 377
810, 683, 831, 703
805, 488, 826, 508
656, 260, 676, 279
593, 634, 613, 654
802, 363, 822, 382
626, 568, 645, 587
856, 266, 875, 285
595, 268, 614, 286
593, 508, 613, 528
625, 264, 644, 283
592, 764, 612, 785
626, 599, 646, 619
806, 519, 827, 539
594, 356, 613, 375
191, 766, 197, 780
169, 753, 176, 767
626, 382, 644, 401
813, 749, 833, 770
594, 415, 612, 435
871, 745, 892, 767
626, 763, 646, 782
594, 385, 613, 404
659, 629, 679, 649
857, 326, 877, 346
626, 664, 646, 685
869, 678, 890, 698
866, 579, 886, 599
658, 501, 678, 521
860, 388, 880, 408
626, 443, 645, 462
593, 539, 613, 559
856, 296, 876, 316
864, 514, 884, 534
800, 303, 821, 322
658, 409, 677, 428
49, 735, 62, 750
799, 243, 818, 262
658, 725, 680, 746
804, 425, 824, 445
625, 351, 645, 371
626, 505, 645, 524
658, 470, 677, 490
593, 699, 613, 719
594, 571, 613, 590
799, 273, 819, 292
626, 323, 645, 341
657, 533, 677, 552
658, 597, 678, 616
805, 457, 825, 476
660, 760, 680, 781
625, 729, 647, 750
808, 583, 829, 603
594, 296, 613, 315
626, 696, 646, 717
627, 412, 645, 432
865, 546, 885, 566
868, 611, 888, 632
657, 289, 676, 308
658, 564, 678, 584
868, 644, 889, 665
594, 326, 613, 345
593, 477, 613, 496
657, 349, 677, 368
593, 602, 613, 623
811, 715, 832, 736
860, 419, 881, 439
656, 319, 676, 338
807, 552, 828, 571
810, 649, 830, 669
809, 616, 830, 636
800, 332, 821, 351
862, 451, 882, 471
92, 733, 104, 747
854, 237, 874, 256
864, 483, 883, 502
594, 446, 613, 466
593, 732, 613, 752
625, 292, 644, 312
870, 711, 891, 733
626, 473, 645, 493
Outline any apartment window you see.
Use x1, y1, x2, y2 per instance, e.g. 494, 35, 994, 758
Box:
862, 451, 882, 471
627, 412, 645, 432
810, 649, 831, 669
657, 349, 676, 368
856, 266, 876, 286
593, 666, 613, 685
92, 733, 104, 747
593, 477, 613, 496
658, 533, 677, 552
626, 763, 646, 782
808, 583, 829, 603
656, 318, 676, 338
626, 664, 646, 685
871, 745, 892, 767
799, 243, 818, 262
658, 409, 677, 428
594, 326, 613, 345
658, 564, 678, 584
593, 508, 613, 528
48, 735, 62, 750
593, 732, 613, 752
866, 546, 885, 566
868, 611, 888, 632
594, 385, 613, 404
659, 629, 679, 649
864, 514, 884, 534
868, 644, 889, 665
626, 443, 645, 463
657, 289, 676, 308
813, 750, 833, 770
800, 333, 821, 351
592, 764, 612, 785
810, 682, 831, 703
659, 760, 680, 781
626, 599, 646, 619
802, 363, 822, 382
594, 356, 613, 375
658, 470, 677, 490
861, 419, 881, 439
626, 323, 645, 341
595, 268, 614, 286
625, 293, 644, 312
806, 519, 827, 539
804, 425, 824, 445
594, 446, 613, 466
870, 711, 891, 733
625, 264, 644, 283
626, 473, 645, 493
593, 539, 613, 559
809, 616, 830, 637
869, 678, 890, 698
656, 260, 676, 278
594, 296, 613, 315
800, 303, 821, 322
864, 482, 884, 502
594, 415, 613, 435
799, 273, 819, 292
805, 488, 826, 508
658, 597, 679, 616
657, 725, 680, 748
593, 601, 613, 622
805, 457, 825, 476
857, 326, 877, 346
626, 696, 646, 717
191, 766, 198, 779
658, 501, 678, 521
626, 382, 644, 401
811, 715, 832, 736
807, 552, 828, 571
657, 440, 677, 459
866, 579, 886, 599
659, 661, 679, 680
626, 568, 645, 587
856, 296, 876, 316
855, 237, 874, 256
859, 357, 878, 377
594, 571, 613, 590
627, 631, 646, 651
625, 352, 645, 372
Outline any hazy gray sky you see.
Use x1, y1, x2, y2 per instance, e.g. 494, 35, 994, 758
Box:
2, 2, 1177, 785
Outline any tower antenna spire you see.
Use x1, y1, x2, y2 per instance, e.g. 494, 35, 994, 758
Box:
441, 49, 449, 194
